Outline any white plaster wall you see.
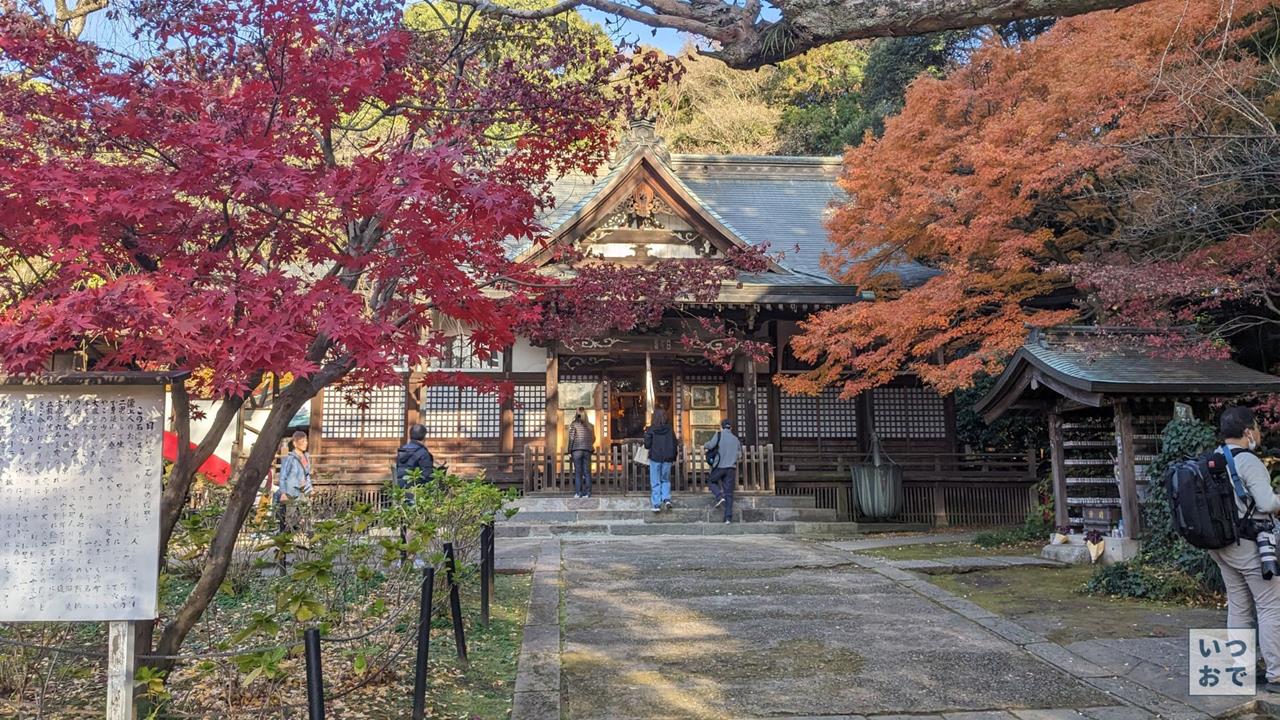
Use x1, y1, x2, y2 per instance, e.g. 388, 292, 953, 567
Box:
512, 337, 547, 373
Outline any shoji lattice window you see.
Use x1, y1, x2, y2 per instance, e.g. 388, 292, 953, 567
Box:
323, 385, 405, 439
871, 387, 947, 439
734, 386, 769, 441
514, 384, 545, 438
419, 386, 500, 438
819, 388, 858, 439
420, 386, 460, 438
778, 388, 859, 439
779, 392, 820, 438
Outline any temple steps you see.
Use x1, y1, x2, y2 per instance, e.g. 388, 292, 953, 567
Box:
495, 493, 925, 538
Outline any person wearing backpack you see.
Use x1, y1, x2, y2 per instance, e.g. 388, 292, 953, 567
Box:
703, 419, 741, 523
1206, 407, 1280, 690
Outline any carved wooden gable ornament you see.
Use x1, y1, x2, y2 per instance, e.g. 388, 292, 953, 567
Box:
522, 149, 787, 273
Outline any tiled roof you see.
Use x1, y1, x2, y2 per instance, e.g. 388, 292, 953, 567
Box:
537, 152, 936, 288
1021, 329, 1280, 392
975, 326, 1280, 420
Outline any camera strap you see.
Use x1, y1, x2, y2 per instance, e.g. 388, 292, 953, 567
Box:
1221, 445, 1250, 500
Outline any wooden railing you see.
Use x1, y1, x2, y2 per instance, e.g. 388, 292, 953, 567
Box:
311, 450, 524, 491
522, 443, 775, 495
775, 450, 1038, 483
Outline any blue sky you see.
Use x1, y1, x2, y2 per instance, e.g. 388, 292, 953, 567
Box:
61, 2, 696, 56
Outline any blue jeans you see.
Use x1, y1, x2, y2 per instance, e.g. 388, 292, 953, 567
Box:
709, 467, 736, 521
649, 461, 672, 508
571, 450, 592, 496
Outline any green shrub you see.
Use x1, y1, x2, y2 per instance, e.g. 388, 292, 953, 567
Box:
1084, 417, 1224, 602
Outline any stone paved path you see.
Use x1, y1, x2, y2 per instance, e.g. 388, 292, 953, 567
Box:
507, 534, 1269, 720
556, 536, 1114, 719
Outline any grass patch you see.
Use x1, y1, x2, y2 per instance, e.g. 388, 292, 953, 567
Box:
928, 564, 1223, 644
861, 541, 1042, 562
2, 573, 531, 719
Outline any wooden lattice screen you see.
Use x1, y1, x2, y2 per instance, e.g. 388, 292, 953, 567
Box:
323, 385, 406, 439
734, 385, 769, 440
513, 384, 545, 438
818, 388, 858, 439
871, 387, 946, 439
778, 388, 858, 439
420, 386, 500, 438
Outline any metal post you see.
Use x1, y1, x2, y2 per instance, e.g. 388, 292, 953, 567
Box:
411, 566, 435, 720
486, 522, 496, 598
443, 543, 468, 663
479, 525, 492, 627
304, 627, 325, 720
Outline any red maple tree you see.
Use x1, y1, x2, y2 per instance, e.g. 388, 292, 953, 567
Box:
782, 0, 1277, 398
0, 0, 751, 660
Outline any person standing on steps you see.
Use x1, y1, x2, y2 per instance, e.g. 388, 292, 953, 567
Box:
704, 419, 741, 524
644, 407, 677, 513
568, 407, 595, 499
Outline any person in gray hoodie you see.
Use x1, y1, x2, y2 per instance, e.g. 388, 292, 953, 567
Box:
703, 419, 741, 523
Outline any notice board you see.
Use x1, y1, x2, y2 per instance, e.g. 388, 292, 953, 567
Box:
0, 383, 164, 622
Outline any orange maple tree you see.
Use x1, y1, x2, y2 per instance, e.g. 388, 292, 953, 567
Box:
782, 0, 1275, 397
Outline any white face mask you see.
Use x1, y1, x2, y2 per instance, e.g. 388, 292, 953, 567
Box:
1248, 431, 1259, 451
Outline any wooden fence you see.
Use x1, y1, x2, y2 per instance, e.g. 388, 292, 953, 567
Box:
522, 443, 775, 495
775, 451, 1040, 527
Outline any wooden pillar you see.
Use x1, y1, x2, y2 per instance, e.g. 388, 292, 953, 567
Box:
403, 372, 418, 443
1047, 409, 1068, 529
767, 382, 782, 453
308, 391, 324, 458
856, 391, 874, 455
942, 392, 959, 454
744, 359, 760, 446
545, 350, 559, 484
1113, 401, 1140, 539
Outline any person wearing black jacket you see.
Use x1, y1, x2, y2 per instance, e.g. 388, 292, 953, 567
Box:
395, 424, 435, 488
644, 407, 677, 513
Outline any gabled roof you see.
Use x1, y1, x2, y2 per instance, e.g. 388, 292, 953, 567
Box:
521, 149, 787, 274
529, 130, 936, 289
976, 326, 1280, 422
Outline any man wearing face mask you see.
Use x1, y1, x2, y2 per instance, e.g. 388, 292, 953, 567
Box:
1207, 406, 1280, 691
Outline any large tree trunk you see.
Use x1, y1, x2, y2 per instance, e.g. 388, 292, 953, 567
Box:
457, 0, 1148, 68
148, 378, 315, 667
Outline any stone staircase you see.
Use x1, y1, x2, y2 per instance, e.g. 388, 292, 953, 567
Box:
496, 493, 915, 538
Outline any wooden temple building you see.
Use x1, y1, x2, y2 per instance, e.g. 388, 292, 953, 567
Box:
306, 122, 1039, 524
976, 326, 1280, 541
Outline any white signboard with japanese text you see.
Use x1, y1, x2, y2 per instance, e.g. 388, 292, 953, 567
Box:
0, 385, 163, 622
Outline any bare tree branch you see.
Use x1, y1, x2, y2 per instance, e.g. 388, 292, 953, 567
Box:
454, 0, 1148, 68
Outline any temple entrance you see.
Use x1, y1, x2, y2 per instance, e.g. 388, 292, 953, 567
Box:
607, 370, 673, 442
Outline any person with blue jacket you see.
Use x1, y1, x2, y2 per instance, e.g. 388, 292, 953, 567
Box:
275, 430, 312, 533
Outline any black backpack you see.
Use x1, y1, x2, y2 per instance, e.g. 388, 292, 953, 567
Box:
705, 431, 721, 468
1164, 446, 1254, 549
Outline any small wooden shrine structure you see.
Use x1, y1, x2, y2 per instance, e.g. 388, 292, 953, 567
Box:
975, 327, 1280, 540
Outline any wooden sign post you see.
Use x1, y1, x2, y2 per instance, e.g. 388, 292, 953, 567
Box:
0, 373, 174, 720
